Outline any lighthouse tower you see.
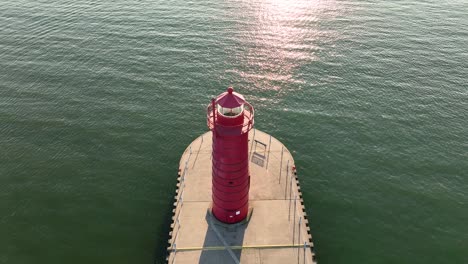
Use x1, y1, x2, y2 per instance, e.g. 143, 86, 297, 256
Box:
207, 87, 254, 224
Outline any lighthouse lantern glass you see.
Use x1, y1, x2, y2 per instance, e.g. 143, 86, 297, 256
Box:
217, 104, 244, 118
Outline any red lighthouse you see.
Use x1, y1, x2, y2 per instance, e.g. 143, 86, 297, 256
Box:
207, 87, 254, 224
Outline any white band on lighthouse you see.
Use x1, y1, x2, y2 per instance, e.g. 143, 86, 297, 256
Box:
217, 104, 244, 118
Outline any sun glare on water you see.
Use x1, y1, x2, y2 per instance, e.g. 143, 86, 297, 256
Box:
230, 0, 339, 92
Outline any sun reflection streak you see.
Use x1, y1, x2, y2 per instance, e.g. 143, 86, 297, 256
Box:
227, 0, 340, 92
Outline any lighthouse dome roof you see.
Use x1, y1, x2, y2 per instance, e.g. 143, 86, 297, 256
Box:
215, 87, 246, 108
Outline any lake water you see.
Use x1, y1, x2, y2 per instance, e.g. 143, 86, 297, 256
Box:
1, 0, 467, 263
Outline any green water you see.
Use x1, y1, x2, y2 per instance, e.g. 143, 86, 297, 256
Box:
1, 0, 467, 263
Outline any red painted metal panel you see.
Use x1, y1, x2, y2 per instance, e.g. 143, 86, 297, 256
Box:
207, 88, 254, 224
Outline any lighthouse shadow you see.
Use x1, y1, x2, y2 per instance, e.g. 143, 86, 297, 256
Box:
198, 211, 249, 264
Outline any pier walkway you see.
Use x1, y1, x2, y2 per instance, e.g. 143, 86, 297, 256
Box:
167, 129, 316, 264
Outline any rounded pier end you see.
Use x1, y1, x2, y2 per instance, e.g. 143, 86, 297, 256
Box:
167, 129, 316, 264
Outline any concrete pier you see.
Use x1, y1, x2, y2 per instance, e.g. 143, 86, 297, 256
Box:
167, 129, 316, 264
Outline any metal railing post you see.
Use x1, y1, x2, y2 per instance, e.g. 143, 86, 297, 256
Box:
285, 160, 289, 199
249, 129, 256, 160
298, 217, 302, 245
174, 218, 181, 244
289, 175, 293, 201
303, 242, 307, 264
183, 160, 189, 180
266, 135, 272, 169
292, 195, 297, 244
279, 146, 284, 183
298, 216, 302, 264
171, 243, 177, 264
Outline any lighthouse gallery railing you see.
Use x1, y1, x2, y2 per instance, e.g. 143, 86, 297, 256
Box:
206, 102, 255, 135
